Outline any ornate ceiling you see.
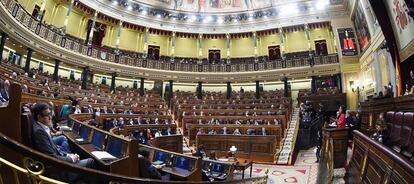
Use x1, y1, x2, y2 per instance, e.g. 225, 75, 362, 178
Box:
80, 0, 349, 33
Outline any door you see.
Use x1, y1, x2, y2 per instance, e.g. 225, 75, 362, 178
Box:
268, 45, 281, 60
315, 40, 328, 56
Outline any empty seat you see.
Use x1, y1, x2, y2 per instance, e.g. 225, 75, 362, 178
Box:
386, 111, 395, 130
390, 112, 403, 145
21, 113, 33, 147
394, 113, 414, 152
402, 130, 414, 159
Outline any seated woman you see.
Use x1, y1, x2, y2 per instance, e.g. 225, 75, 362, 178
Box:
329, 105, 346, 128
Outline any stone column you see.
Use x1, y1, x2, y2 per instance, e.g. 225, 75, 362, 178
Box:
53, 59, 61, 83
227, 82, 232, 99
24, 48, 33, 73
110, 73, 117, 91
0, 32, 8, 64
81, 67, 89, 90
140, 78, 145, 96
197, 82, 203, 99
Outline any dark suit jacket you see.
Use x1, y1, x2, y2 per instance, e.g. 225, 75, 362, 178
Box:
32, 121, 72, 163
0, 88, 9, 101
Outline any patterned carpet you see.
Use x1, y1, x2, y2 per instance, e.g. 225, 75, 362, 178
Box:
233, 148, 319, 184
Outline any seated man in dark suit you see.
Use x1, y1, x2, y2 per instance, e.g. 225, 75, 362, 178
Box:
138, 149, 169, 180
0, 79, 10, 101
31, 103, 94, 168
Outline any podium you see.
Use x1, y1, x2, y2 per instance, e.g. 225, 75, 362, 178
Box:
321, 127, 349, 168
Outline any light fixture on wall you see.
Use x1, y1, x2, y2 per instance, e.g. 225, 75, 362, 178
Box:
351, 81, 364, 103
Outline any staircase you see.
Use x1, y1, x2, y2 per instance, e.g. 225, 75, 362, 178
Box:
275, 105, 300, 165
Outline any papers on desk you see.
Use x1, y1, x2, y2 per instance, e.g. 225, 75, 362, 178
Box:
218, 158, 229, 162
91, 151, 117, 160
59, 126, 72, 131
153, 160, 164, 165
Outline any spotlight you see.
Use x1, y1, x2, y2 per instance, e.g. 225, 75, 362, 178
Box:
127, 5, 132, 11
315, 0, 329, 11
217, 17, 224, 24
204, 16, 213, 23
188, 15, 197, 22
279, 4, 299, 15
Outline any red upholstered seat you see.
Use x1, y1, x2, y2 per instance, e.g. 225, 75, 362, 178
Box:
386, 111, 395, 131
390, 112, 403, 145
402, 130, 414, 159
394, 113, 414, 152
21, 113, 33, 147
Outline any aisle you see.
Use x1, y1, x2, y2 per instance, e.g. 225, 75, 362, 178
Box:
234, 148, 319, 184
275, 106, 300, 165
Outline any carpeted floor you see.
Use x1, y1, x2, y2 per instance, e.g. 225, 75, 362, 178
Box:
233, 148, 319, 184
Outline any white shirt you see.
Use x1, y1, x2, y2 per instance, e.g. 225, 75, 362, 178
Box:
155, 132, 162, 137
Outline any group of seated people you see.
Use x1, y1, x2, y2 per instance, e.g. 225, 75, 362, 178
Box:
189, 118, 280, 126
369, 111, 414, 161
328, 105, 361, 130
104, 117, 173, 130
73, 104, 170, 116
183, 110, 284, 117
132, 128, 176, 145
197, 127, 270, 136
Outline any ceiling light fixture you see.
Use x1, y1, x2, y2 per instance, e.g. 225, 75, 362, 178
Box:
279, 4, 299, 15
315, 0, 329, 11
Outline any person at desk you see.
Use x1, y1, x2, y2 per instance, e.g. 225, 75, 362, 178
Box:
31, 103, 94, 168
329, 105, 346, 128
233, 128, 242, 135
209, 151, 217, 160
155, 129, 163, 137
146, 129, 154, 145
260, 127, 268, 136
220, 127, 229, 135
195, 144, 207, 158
208, 129, 217, 135
371, 113, 389, 144
138, 149, 169, 180
136, 131, 146, 144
